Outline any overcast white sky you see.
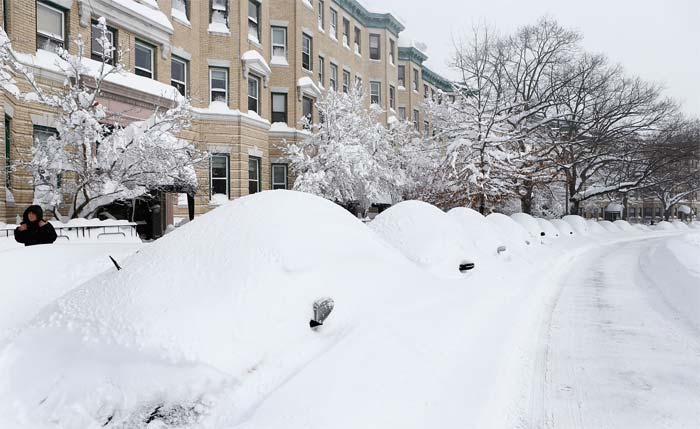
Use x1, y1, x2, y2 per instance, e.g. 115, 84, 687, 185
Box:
369, 0, 699, 117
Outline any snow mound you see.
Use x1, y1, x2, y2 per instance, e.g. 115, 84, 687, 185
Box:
486, 213, 532, 248
613, 220, 635, 232
510, 213, 545, 238
598, 220, 621, 233
563, 215, 589, 235
671, 220, 689, 230
370, 201, 480, 276
634, 223, 652, 232
689, 221, 700, 230
536, 218, 560, 238
446, 207, 505, 256
586, 219, 607, 234
655, 221, 675, 231
0, 191, 428, 427
550, 219, 575, 236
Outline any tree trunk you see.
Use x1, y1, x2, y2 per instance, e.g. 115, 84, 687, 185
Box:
569, 199, 580, 216
478, 193, 486, 215
622, 193, 628, 221
520, 182, 533, 214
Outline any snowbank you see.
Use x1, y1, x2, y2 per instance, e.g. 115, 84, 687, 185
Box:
655, 221, 675, 231
640, 233, 700, 331
550, 219, 575, 236
613, 219, 635, 232
486, 213, 532, 248
586, 219, 607, 234
446, 207, 505, 257
672, 220, 689, 230
536, 218, 560, 238
371, 201, 480, 276
0, 191, 432, 427
510, 213, 545, 239
598, 220, 621, 233
563, 215, 589, 235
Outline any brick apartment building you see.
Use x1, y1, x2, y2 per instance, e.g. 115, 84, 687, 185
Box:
0, 0, 453, 231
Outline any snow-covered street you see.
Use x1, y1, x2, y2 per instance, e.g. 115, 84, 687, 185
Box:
523, 236, 700, 428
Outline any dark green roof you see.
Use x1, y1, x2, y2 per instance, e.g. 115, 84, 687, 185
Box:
398, 46, 428, 65
333, 0, 405, 36
421, 66, 453, 92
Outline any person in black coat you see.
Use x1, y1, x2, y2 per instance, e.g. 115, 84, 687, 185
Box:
14, 205, 57, 246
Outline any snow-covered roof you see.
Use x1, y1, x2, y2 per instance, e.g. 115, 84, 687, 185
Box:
605, 202, 624, 213
297, 76, 322, 101
242, 50, 271, 86
191, 101, 270, 129
14, 49, 182, 102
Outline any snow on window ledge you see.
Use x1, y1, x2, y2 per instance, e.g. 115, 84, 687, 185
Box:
209, 193, 229, 206
242, 50, 271, 86
171, 8, 191, 27
302, 0, 313, 10
270, 56, 289, 67
208, 22, 231, 35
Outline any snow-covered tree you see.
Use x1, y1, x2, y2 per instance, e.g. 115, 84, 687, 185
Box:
5, 19, 205, 219
284, 86, 410, 215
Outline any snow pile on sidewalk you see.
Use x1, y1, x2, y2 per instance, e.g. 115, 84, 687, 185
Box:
639, 232, 700, 331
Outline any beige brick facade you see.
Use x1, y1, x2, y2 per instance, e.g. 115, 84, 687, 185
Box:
1, 0, 453, 224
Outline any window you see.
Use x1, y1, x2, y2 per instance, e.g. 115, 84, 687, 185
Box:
210, 154, 229, 198
389, 85, 395, 109
413, 68, 419, 91
629, 207, 636, 218
248, 75, 260, 113
424, 121, 430, 136
3, 0, 8, 31
4, 115, 10, 188
317, 0, 324, 30
370, 82, 381, 104
90, 21, 116, 64
36, 1, 65, 51
248, 156, 261, 194
355, 76, 362, 91
318, 56, 325, 86
342, 70, 350, 93
271, 164, 288, 190
413, 109, 419, 129
389, 39, 395, 64
271, 92, 287, 123
329, 8, 338, 39
329, 63, 338, 91
135, 41, 155, 79
424, 84, 429, 99
398, 65, 405, 87
209, 68, 228, 103
342, 18, 350, 46
33, 125, 60, 188
172, 0, 188, 19
272, 27, 287, 59
302, 96, 313, 127
354, 26, 361, 54
369, 34, 380, 60
248, 1, 260, 42
211, 0, 228, 26
171, 56, 188, 96
302, 33, 312, 71
398, 106, 406, 120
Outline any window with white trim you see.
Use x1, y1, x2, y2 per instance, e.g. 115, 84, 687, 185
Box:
318, 55, 325, 86
210, 154, 229, 198
135, 41, 155, 79
36, 1, 65, 51
398, 65, 405, 87
248, 0, 260, 43
90, 21, 116, 64
354, 26, 361, 54
271, 164, 288, 190
272, 26, 287, 60
342, 18, 350, 47
389, 39, 395, 64
248, 156, 261, 194
369, 34, 380, 60
271, 92, 287, 123
302, 33, 312, 71
248, 75, 261, 113
171, 56, 188, 96
355, 76, 362, 91
370, 81, 381, 104
172, 0, 188, 19
329, 63, 338, 91
389, 85, 395, 109
209, 68, 228, 103
329, 8, 338, 39
302, 96, 313, 128
413, 68, 419, 91
398, 106, 406, 120
342, 70, 350, 93
413, 109, 420, 129
211, 0, 228, 26
318, 0, 324, 30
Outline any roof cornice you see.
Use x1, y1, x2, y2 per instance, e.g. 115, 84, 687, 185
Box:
332, 0, 405, 36
421, 66, 453, 92
398, 46, 427, 65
